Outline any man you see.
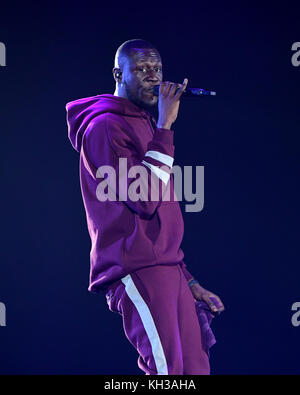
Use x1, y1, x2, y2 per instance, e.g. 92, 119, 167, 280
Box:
66, 39, 224, 375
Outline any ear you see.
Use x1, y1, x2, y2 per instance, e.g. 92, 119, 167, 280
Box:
112, 67, 122, 82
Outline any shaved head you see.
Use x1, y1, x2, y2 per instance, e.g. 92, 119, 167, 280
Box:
114, 39, 161, 70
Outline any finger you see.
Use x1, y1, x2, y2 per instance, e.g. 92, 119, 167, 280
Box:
209, 296, 221, 308
164, 81, 172, 95
181, 78, 188, 89
202, 295, 218, 312
159, 82, 166, 95
212, 296, 225, 310
174, 78, 188, 99
209, 296, 225, 313
169, 82, 179, 96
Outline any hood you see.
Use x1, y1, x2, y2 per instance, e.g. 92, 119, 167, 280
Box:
66, 93, 154, 152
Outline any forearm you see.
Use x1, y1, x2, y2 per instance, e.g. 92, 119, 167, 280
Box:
179, 260, 194, 283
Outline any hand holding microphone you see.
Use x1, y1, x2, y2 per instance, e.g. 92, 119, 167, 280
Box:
155, 78, 216, 130
153, 83, 216, 97
156, 78, 188, 130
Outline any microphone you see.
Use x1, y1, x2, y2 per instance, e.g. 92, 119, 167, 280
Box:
152, 85, 216, 97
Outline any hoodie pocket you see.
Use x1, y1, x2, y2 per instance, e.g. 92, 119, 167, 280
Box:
130, 270, 151, 305
154, 200, 184, 256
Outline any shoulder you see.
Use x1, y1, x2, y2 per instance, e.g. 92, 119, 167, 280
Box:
83, 113, 125, 141
83, 113, 131, 156
89, 113, 126, 130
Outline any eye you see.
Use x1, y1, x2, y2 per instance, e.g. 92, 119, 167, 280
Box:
138, 67, 162, 73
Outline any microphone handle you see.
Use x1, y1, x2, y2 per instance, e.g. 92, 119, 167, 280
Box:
152, 85, 216, 97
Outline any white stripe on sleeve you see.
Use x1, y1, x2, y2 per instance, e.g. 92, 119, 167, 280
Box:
141, 160, 170, 185
145, 150, 174, 168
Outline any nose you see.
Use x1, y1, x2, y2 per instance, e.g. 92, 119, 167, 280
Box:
145, 68, 160, 81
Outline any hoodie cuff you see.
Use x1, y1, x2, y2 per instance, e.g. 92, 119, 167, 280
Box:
154, 127, 174, 144
149, 128, 175, 157
179, 261, 194, 283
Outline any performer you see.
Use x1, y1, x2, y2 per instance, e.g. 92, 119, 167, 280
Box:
66, 39, 224, 375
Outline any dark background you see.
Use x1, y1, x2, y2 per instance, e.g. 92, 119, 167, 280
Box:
0, 1, 299, 374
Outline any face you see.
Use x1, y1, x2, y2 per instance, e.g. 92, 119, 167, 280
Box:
120, 48, 163, 110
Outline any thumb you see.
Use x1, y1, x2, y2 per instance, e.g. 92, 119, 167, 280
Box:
175, 78, 188, 99
182, 78, 188, 90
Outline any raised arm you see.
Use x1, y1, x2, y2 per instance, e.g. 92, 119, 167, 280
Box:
81, 113, 176, 219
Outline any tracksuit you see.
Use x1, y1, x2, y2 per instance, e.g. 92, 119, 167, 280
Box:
66, 93, 210, 374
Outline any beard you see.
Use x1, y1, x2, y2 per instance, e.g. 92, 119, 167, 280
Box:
124, 81, 156, 112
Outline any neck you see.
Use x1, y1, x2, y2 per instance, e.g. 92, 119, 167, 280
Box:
113, 87, 144, 111
113, 85, 128, 100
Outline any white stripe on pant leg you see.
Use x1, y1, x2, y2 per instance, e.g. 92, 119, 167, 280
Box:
121, 274, 168, 375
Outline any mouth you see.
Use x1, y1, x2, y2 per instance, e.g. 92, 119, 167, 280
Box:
144, 84, 160, 91
144, 90, 154, 97
144, 87, 159, 98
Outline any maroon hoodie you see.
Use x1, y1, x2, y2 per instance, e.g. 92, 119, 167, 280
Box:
66, 93, 194, 293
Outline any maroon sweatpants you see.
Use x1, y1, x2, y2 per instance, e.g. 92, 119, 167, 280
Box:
105, 263, 210, 375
